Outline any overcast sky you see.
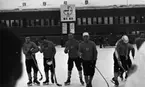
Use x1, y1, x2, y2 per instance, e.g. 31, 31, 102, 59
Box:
0, 0, 145, 10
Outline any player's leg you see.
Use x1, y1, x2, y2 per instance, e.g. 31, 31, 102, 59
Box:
75, 58, 84, 85
32, 55, 40, 85
88, 61, 95, 87
82, 60, 90, 87
64, 58, 74, 85
25, 59, 32, 85
43, 58, 49, 85
112, 53, 119, 86
50, 58, 55, 84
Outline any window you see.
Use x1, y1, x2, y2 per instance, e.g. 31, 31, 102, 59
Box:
114, 16, 118, 24
77, 18, 81, 25
54, 19, 59, 26
62, 23, 67, 34
141, 16, 145, 23
119, 16, 124, 24
20, 20, 23, 27
104, 17, 108, 24
11, 20, 14, 27
27, 20, 32, 27
6, 20, 10, 27
109, 17, 113, 24
82, 18, 86, 25
98, 17, 102, 24
125, 16, 129, 24
135, 16, 140, 23
41, 19, 44, 26
51, 19, 54, 26
35, 19, 41, 27
58, 20, 60, 25
88, 17, 92, 25
44, 19, 49, 26
15, 20, 19, 27
131, 16, 135, 24
93, 17, 97, 24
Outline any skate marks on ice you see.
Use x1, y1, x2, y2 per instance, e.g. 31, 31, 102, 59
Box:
111, 79, 126, 87
17, 47, 118, 87
25, 84, 61, 87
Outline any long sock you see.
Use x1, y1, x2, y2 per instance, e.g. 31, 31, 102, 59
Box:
28, 73, 32, 81
78, 71, 83, 78
84, 76, 88, 84
34, 72, 37, 80
45, 71, 49, 81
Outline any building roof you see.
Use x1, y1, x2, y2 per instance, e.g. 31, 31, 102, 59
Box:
0, 4, 145, 13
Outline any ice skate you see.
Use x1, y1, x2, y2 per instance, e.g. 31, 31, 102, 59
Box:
64, 78, 71, 85
51, 75, 54, 84
27, 80, 32, 86
43, 79, 49, 85
80, 78, 85, 85
33, 79, 40, 85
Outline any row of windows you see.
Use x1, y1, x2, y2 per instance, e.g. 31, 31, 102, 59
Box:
0, 19, 60, 27
0, 15, 145, 28
77, 15, 145, 25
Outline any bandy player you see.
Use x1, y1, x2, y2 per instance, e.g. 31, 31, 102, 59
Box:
125, 34, 145, 87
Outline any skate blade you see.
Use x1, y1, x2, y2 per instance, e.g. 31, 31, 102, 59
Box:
43, 83, 49, 85
33, 83, 40, 86
81, 83, 84, 86
111, 80, 115, 84
27, 84, 32, 86
64, 83, 70, 86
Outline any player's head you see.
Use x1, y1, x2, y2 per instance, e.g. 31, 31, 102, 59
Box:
0, 28, 22, 87
122, 35, 129, 43
68, 33, 74, 40
25, 36, 30, 43
41, 36, 47, 41
83, 32, 90, 42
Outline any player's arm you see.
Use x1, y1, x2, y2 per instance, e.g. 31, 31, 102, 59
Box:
115, 44, 126, 71
93, 42, 98, 61
78, 43, 83, 58
31, 42, 39, 53
64, 41, 69, 54
52, 42, 56, 58
130, 45, 135, 59
22, 44, 28, 55
39, 42, 44, 53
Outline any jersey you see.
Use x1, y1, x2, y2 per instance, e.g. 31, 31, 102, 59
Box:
116, 39, 129, 56
79, 40, 97, 61
23, 41, 39, 59
65, 39, 79, 58
125, 41, 145, 87
40, 40, 56, 60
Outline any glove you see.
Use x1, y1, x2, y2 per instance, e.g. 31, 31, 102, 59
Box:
27, 48, 33, 55
46, 59, 53, 65
91, 60, 96, 68
64, 48, 69, 54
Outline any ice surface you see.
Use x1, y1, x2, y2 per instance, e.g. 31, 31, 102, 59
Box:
15, 46, 135, 87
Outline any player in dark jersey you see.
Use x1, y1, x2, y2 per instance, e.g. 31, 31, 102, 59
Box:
79, 32, 98, 87
22, 36, 40, 85
112, 35, 132, 86
64, 33, 84, 85
119, 42, 135, 80
39, 37, 56, 85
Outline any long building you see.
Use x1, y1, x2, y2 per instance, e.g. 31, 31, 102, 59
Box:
0, 5, 145, 45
